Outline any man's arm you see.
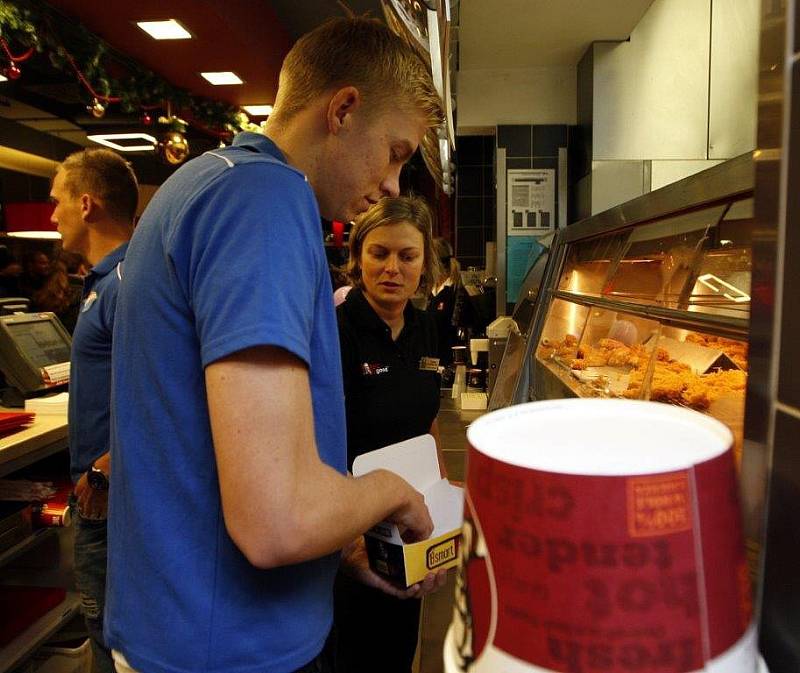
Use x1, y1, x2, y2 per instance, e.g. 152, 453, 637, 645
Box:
206, 345, 433, 570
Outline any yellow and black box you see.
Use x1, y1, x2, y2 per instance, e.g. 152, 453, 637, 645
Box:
353, 435, 464, 587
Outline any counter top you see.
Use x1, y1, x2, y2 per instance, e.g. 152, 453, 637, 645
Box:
0, 411, 68, 479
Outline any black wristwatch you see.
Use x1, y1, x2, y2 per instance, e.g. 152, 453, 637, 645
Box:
87, 462, 109, 491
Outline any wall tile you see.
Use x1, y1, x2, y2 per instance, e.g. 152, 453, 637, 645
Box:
456, 226, 484, 258
507, 158, 532, 170
456, 136, 485, 166
533, 157, 558, 170
485, 135, 496, 163
533, 125, 568, 157
456, 197, 483, 227
497, 125, 532, 158
483, 197, 496, 234
458, 166, 483, 197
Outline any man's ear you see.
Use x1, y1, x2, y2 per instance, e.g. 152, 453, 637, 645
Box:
79, 193, 96, 221
326, 86, 362, 135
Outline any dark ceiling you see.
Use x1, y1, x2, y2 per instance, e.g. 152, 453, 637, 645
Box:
0, 0, 384, 175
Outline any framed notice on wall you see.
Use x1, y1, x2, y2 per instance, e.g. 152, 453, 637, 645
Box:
507, 169, 555, 235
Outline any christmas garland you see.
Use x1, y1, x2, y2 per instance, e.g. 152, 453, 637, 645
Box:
0, 0, 260, 136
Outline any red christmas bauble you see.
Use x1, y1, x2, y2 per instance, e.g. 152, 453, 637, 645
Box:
141, 112, 153, 126
4, 63, 21, 80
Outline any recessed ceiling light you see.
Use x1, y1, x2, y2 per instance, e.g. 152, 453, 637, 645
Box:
87, 133, 157, 152
242, 105, 273, 116
137, 19, 192, 40
0, 74, 7, 82
7, 231, 62, 240
201, 71, 243, 86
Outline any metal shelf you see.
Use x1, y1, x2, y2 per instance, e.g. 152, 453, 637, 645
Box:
549, 289, 749, 339
0, 528, 58, 571
0, 592, 80, 673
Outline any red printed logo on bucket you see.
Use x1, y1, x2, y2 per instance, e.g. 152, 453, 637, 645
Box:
451, 445, 752, 673
627, 473, 692, 538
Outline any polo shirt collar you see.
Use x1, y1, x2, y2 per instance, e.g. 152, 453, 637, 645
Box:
344, 287, 419, 337
232, 131, 287, 163
90, 242, 128, 278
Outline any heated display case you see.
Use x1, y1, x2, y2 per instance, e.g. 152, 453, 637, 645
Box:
496, 153, 753, 462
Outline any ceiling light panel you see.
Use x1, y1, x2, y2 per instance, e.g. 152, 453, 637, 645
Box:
87, 133, 157, 152
201, 72, 243, 86
242, 105, 273, 116
137, 19, 192, 40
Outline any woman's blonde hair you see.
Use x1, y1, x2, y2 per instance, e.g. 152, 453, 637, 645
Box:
346, 196, 441, 294
433, 237, 461, 288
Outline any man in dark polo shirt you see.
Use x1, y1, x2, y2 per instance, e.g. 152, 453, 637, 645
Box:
49, 148, 138, 673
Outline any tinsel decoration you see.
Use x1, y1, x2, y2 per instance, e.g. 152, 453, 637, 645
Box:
88, 97, 105, 118
157, 131, 189, 165
0, 1, 254, 135
156, 114, 189, 165
2, 62, 21, 79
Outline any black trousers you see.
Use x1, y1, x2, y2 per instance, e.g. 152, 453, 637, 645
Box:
331, 572, 422, 673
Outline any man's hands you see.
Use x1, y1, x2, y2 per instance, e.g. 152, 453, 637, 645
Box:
74, 473, 108, 520
385, 475, 434, 543
340, 537, 448, 599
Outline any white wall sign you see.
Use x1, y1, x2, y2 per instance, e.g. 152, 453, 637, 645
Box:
507, 169, 555, 235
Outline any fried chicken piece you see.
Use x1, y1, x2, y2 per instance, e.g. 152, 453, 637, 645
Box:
607, 347, 638, 367
681, 383, 711, 410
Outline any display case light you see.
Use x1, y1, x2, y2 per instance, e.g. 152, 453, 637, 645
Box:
696, 273, 750, 303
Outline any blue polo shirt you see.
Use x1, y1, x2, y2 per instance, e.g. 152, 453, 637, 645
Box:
68, 242, 127, 482
106, 133, 347, 673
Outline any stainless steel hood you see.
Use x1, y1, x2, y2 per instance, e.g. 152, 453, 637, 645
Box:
382, 0, 456, 194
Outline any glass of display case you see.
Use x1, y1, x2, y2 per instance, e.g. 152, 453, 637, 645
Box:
519, 155, 753, 463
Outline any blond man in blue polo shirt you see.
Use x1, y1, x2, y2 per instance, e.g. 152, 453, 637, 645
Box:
106, 17, 445, 673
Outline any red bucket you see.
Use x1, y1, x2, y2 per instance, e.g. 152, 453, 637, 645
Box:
445, 399, 756, 673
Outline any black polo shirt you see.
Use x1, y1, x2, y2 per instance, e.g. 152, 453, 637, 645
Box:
337, 288, 441, 470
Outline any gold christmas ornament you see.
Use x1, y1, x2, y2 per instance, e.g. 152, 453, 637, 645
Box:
88, 98, 106, 118
157, 131, 190, 165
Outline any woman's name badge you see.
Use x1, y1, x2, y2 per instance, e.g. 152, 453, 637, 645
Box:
419, 356, 440, 372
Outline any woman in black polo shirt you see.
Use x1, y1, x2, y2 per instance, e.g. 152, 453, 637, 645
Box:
333, 195, 447, 673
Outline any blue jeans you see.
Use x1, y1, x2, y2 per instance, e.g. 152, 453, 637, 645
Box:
74, 513, 115, 673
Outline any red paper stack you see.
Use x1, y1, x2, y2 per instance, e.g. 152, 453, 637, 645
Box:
0, 411, 35, 434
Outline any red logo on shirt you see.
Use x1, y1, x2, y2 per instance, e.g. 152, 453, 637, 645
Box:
361, 363, 389, 376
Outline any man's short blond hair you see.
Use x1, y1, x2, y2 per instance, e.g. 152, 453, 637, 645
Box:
273, 17, 443, 130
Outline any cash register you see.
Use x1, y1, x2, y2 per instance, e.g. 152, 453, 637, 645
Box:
0, 312, 71, 407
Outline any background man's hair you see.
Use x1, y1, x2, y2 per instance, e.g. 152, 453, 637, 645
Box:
60, 148, 139, 223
